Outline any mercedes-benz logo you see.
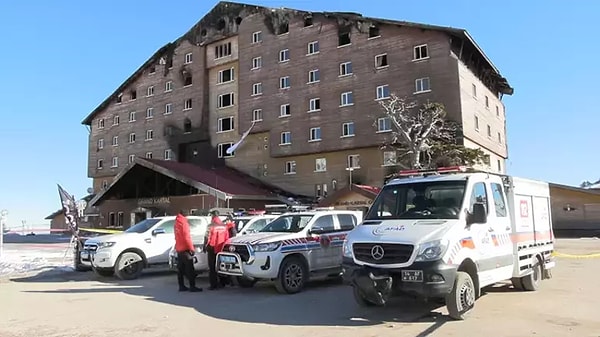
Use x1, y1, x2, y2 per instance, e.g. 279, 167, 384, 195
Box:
371, 245, 385, 260
228, 245, 236, 252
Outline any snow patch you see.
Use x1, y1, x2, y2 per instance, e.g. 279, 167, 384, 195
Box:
0, 248, 74, 278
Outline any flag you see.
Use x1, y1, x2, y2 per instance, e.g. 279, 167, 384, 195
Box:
57, 184, 79, 236
226, 121, 256, 154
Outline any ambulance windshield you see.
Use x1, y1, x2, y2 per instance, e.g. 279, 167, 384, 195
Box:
365, 181, 466, 220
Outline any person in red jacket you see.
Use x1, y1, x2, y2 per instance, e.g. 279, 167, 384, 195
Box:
205, 209, 230, 290
174, 210, 202, 292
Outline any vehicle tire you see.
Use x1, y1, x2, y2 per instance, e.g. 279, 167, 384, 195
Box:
446, 271, 476, 320
114, 251, 144, 280
520, 256, 542, 291
93, 267, 114, 277
511, 277, 524, 290
274, 256, 308, 294
352, 286, 380, 307
236, 276, 258, 288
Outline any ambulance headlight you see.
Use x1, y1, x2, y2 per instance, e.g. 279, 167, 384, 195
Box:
342, 240, 353, 258
415, 240, 448, 262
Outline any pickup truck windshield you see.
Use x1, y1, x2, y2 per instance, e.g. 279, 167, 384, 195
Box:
365, 181, 466, 220
260, 215, 314, 233
124, 218, 161, 233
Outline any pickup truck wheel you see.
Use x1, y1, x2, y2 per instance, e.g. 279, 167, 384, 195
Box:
114, 252, 144, 280
236, 276, 257, 288
446, 271, 476, 320
352, 286, 379, 307
520, 257, 542, 291
275, 256, 308, 294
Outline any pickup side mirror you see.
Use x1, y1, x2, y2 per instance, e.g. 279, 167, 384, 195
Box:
152, 228, 166, 236
309, 226, 326, 235
467, 202, 487, 225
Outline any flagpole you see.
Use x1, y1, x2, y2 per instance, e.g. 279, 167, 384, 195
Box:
0, 210, 7, 259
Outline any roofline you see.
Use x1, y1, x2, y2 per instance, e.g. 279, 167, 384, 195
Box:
89, 158, 287, 206
549, 183, 600, 196
81, 1, 511, 125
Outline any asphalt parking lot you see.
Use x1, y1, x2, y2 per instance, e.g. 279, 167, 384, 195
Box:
1, 238, 599, 337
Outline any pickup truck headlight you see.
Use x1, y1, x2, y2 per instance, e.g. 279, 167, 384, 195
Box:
252, 242, 281, 252
96, 241, 116, 250
415, 240, 448, 262
342, 239, 352, 258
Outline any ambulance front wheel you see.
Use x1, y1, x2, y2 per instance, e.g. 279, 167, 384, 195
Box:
521, 256, 542, 291
445, 271, 476, 320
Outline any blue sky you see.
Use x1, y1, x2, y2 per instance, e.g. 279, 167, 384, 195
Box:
0, 0, 597, 226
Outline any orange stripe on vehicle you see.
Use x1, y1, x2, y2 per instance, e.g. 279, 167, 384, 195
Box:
461, 239, 476, 249
510, 230, 553, 243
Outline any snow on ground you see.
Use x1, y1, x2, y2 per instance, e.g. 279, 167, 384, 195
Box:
0, 244, 74, 278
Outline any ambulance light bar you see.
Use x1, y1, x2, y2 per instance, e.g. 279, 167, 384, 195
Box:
397, 166, 469, 177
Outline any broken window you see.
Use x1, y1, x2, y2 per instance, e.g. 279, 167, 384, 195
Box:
217, 117, 234, 132
369, 26, 380, 38
183, 118, 192, 133
116, 93, 123, 103
338, 29, 351, 46
149, 66, 156, 74
278, 22, 289, 35
375, 53, 388, 68
304, 16, 313, 27
167, 58, 173, 69
130, 89, 137, 100
215, 42, 232, 59
183, 73, 192, 86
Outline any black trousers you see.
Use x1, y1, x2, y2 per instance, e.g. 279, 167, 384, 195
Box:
177, 251, 196, 288
206, 246, 230, 288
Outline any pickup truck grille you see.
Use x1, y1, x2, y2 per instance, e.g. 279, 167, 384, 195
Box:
83, 243, 98, 253
223, 244, 250, 262
353, 243, 414, 265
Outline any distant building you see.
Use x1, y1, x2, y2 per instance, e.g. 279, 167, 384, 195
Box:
45, 194, 101, 232
550, 183, 600, 235
81, 1, 512, 227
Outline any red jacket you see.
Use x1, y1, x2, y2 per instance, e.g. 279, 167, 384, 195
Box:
207, 216, 229, 253
174, 214, 194, 253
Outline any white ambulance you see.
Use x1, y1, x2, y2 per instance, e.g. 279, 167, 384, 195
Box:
341, 166, 555, 320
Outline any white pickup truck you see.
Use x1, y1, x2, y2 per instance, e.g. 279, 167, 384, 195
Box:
342, 166, 555, 320
216, 209, 363, 294
81, 215, 212, 280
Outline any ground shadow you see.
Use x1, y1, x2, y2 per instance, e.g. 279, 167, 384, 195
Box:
22, 274, 452, 331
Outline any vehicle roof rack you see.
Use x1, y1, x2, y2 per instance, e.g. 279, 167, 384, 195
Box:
395, 166, 497, 178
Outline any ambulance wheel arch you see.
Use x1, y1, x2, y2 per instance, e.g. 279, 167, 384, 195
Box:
274, 254, 309, 294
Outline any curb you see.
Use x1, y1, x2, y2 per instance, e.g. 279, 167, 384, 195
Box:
552, 251, 600, 259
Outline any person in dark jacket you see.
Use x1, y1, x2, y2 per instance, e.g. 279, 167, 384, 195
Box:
174, 210, 202, 292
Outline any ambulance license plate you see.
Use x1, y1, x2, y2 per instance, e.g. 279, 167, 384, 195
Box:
401, 270, 423, 282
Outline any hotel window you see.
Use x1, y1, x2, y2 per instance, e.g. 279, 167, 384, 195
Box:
217, 93, 235, 108
315, 158, 326, 172
128, 133, 135, 143
339, 62, 352, 76
113, 115, 120, 126
342, 122, 355, 137
217, 117, 235, 132
129, 111, 136, 122
309, 127, 321, 141
475, 116, 480, 131
383, 151, 397, 166
165, 81, 173, 92
145, 152, 153, 159
252, 109, 263, 122
413, 44, 429, 60
185, 52, 193, 64
214, 42, 232, 59
184, 99, 192, 110
375, 53, 388, 68
307, 41, 319, 55
252, 56, 262, 70
308, 98, 320, 112
112, 136, 118, 146
377, 117, 392, 132
217, 143, 234, 158
97, 118, 104, 129
279, 49, 290, 62
347, 154, 360, 169
376, 85, 390, 100
280, 132, 291, 145
252, 83, 262, 96
415, 77, 431, 93
217, 68, 235, 84
146, 107, 154, 119
308, 69, 320, 83
128, 154, 135, 163
164, 149, 173, 160
97, 138, 104, 150
340, 91, 354, 106
165, 103, 172, 115
252, 31, 262, 44
97, 159, 103, 169
146, 86, 154, 97
280, 76, 290, 89
279, 104, 291, 117
285, 161, 296, 175
145, 130, 154, 141
111, 157, 118, 168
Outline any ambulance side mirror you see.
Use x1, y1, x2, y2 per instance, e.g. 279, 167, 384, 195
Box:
467, 203, 487, 225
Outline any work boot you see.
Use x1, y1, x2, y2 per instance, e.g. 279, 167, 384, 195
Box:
179, 285, 189, 292
189, 286, 203, 292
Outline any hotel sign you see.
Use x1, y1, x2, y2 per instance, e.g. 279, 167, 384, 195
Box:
138, 197, 171, 205
334, 199, 373, 207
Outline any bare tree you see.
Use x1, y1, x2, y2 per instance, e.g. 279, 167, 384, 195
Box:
377, 94, 488, 170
